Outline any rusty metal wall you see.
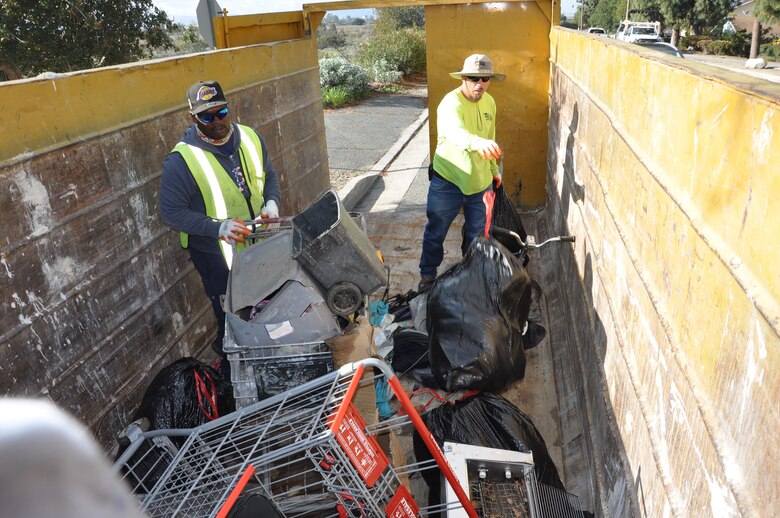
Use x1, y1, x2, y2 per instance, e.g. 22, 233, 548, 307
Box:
547, 27, 780, 517
0, 38, 329, 446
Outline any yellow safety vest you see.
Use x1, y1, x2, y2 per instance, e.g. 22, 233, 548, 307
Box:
173, 124, 265, 267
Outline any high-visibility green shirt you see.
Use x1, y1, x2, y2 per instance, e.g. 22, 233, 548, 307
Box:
432, 89, 499, 195
173, 124, 266, 266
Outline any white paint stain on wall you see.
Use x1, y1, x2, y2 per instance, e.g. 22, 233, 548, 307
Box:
14, 169, 52, 237
130, 193, 152, 243
42, 256, 85, 294
170, 312, 184, 336
753, 111, 773, 166
711, 104, 729, 129
1, 256, 13, 279
739, 312, 766, 428
669, 383, 740, 517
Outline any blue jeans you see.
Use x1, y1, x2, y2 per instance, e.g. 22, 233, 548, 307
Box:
419, 176, 491, 278
189, 249, 229, 352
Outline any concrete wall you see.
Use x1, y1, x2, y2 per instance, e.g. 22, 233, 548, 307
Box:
0, 38, 329, 446
547, 27, 780, 516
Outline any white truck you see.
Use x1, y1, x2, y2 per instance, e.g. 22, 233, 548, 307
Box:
615, 20, 662, 43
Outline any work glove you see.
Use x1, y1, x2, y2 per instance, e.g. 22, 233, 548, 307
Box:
218, 218, 250, 243
475, 139, 502, 161
259, 199, 279, 219
492, 175, 502, 189
254, 200, 280, 231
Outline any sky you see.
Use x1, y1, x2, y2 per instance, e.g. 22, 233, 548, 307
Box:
154, 0, 579, 22
154, 0, 375, 21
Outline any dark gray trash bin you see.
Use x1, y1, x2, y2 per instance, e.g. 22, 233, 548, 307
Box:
291, 190, 386, 316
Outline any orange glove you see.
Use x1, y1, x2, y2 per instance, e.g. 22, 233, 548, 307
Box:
218, 218, 250, 243
475, 139, 502, 160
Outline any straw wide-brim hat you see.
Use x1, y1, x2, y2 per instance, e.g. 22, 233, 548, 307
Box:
449, 54, 506, 81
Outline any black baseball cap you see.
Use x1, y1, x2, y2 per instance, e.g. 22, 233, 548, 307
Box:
187, 80, 228, 114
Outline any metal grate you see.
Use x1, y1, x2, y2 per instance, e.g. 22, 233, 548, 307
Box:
474, 479, 532, 517
525, 471, 585, 518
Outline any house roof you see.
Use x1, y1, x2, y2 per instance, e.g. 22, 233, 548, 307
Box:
730, 0, 780, 36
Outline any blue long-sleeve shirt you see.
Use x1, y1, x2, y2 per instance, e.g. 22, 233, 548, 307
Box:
159, 123, 281, 255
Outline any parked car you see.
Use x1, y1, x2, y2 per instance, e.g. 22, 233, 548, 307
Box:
587, 27, 606, 34
633, 41, 685, 58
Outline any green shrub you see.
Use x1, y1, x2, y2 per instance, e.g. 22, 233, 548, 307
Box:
701, 36, 749, 57
321, 86, 351, 108
319, 57, 371, 98
760, 39, 780, 60
318, 48, 342, 60
680, 31, 750, 57
357, 27, 426, 76
679, 35, 711, 52
371, 58, 403, 84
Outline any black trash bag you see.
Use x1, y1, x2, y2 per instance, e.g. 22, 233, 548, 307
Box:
226, 491, 283, 518
492, 184, 528, 242
134, 357, 235, 432
391, 329, 430, 373
459, 184, 529, 266
413, 393, 564, 515
427, 236, 531, 392
491, 225, 530, 267
493, 184, 529, 266
391, 329, 439, 388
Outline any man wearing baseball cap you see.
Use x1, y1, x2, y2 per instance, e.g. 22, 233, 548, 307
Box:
418, 54, 505, 293
159, 80, 281, 358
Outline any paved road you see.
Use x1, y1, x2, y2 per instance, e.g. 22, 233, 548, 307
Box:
324, 90, 427, 188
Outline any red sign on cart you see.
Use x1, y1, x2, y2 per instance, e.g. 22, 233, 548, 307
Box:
331, 403, 389, 487
385, 486, 419, 518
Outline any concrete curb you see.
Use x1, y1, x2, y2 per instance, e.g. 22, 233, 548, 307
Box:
339, 109, 429, 211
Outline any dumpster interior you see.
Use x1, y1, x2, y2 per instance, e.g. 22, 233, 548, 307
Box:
111, 179, 597, 517
5, 2, 776, 515
363, 203, 597, 517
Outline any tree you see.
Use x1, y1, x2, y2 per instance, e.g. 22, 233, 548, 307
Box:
589, 0, 627, 32
317, 23, 347, 50
178, 25, 210, 54
375, 6, 425, 30
690, 0, 734, 34
0, 0, 174, 78
659, 0, 697, 46
750, 0, 780, 58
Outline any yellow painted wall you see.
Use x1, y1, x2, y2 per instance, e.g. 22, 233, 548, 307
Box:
213, 11, 308, 48
0, 38, 318, 166
548, 27, 779, 516
0, 36, 330, 445
425, 1, 557, 209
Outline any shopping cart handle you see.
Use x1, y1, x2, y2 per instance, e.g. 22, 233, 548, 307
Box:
245, 217, 292, 225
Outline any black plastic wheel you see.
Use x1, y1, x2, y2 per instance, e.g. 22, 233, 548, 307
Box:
326, 282, 363, 317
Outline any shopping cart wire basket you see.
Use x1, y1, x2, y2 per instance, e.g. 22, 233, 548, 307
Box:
114, 358, 478, 518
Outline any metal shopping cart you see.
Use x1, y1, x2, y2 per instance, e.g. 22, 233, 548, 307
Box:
114, 358, 479, 518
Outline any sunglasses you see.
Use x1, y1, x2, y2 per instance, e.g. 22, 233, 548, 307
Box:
196, 106, 229, 124
465, 76, 492, 83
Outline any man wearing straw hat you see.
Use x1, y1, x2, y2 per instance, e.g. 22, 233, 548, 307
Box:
418, 54, 505, 293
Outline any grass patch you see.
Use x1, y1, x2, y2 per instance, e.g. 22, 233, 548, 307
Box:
373, 84, 404, 94
322, 86, 352, 108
